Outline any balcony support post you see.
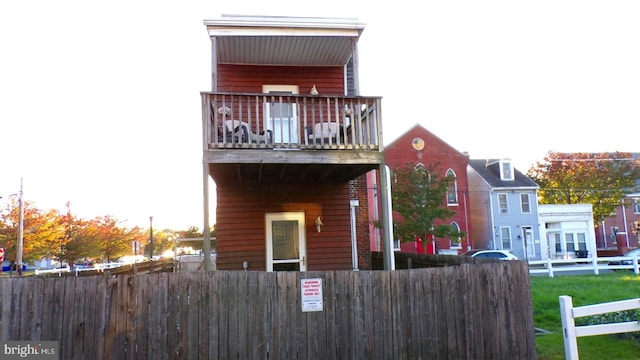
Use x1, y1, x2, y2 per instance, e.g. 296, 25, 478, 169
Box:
202, 162, 212, 271
379, 163, 395, 270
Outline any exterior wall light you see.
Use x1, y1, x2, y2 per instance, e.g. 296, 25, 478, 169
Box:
315, 216, 324, 232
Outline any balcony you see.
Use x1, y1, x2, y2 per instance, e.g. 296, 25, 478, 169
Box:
201, 92, 384, 184
202, 92, 381, 150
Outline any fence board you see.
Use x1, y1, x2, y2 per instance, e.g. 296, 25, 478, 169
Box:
407, 270, 422, 358
70, 277, 88, 360
133, 274, 149, 360
323, 271, 336, 360
196, 273, 208, 360
0, 261, 536, 359
156, 272, 169, 360
361, 271, 374, 358
459, 265, 475, 359
236, 271, 249, 360
28, 278, 44, 340
10, 279, 24, 339
247, 272, 263, 359
60, 277, 75, 359
187, 273, 200, 360
0, 279, 12, 338
334, 271, 355, 359
172, 273, 186, 358
443, 268, 458, 358
93, 275, 107, 360
206, 272, 219, 360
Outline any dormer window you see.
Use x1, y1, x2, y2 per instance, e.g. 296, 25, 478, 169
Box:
500, 160, 514, 181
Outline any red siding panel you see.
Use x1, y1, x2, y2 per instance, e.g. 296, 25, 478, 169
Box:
216, 182, 356, 271
217, 64, 345, 95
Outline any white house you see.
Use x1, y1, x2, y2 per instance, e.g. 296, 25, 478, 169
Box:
538, 204, 596, 259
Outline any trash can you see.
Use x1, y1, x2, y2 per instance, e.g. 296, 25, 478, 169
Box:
575, 250, 588, 258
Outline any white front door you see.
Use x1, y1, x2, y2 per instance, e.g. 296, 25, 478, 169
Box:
262, 85, 299, 144
266, 212, 307, 271
522, 227, 535, 260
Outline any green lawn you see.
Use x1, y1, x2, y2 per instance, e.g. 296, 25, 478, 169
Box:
532, 272, 640, 359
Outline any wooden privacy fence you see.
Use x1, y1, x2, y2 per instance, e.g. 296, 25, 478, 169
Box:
0, 262, 536, 359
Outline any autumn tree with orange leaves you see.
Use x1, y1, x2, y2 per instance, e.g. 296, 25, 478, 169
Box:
527, 151, 640, 222
0, 200, 156, 267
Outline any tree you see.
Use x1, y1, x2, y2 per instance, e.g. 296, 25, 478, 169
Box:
0, 198, 63, 263
390, 163, 464, 252
90, 215, 133, 262
527, 151, 640, 223
182, 226, 203, 238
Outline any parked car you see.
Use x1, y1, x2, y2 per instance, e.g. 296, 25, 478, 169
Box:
608, 248, 640, 266
462, 249, 519, 260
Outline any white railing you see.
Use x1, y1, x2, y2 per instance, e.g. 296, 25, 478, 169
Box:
559, 295, 640, 360
528, 255, 640, 277
35, 266, 71, 276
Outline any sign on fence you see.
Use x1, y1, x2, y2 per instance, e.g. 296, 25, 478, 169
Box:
300, 278, 323, 312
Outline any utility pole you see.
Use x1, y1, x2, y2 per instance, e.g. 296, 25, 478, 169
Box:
17, 178, 24, 276
149, 216, 154, 259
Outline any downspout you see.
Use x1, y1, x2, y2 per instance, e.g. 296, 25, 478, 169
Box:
489, 189, 496, 249
371, 172, 381, 251
350, 199, 359, 270
601, 217, 607, 248
463, 191, 471, 250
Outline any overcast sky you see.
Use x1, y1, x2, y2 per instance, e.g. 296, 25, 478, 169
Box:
1, 0, 639, 230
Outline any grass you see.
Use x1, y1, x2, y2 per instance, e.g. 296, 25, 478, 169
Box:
531, 272, 640, 359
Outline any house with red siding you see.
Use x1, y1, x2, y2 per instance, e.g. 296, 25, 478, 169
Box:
200, 15, 393, 271
583, 153, 640, 253
368, 124, 472, 255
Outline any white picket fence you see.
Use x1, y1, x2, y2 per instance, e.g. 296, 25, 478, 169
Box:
559, 295, 640, 360
528, 254, 640, 277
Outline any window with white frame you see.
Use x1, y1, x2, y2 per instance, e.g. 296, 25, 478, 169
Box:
611, 226, 619, 244
565, 233, 575, 252
446, 169, 458, 205
634, 199, 640, 214
498, 193, 509, 214
554, 233, 562, 253
577, 233, 587, 251
450, 222, 461, 248
563, 232, 587, 252
520, 193, 531, 214
500, 161, 514, 181
500, 226, 512, 249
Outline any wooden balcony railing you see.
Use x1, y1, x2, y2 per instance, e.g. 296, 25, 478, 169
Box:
201, 92, 382, 151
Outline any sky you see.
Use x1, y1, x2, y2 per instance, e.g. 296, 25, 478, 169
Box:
1, 1, 639, 231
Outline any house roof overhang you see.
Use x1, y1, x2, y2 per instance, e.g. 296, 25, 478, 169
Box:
203, 14, 365, 66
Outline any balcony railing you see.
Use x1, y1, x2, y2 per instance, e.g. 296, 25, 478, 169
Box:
201, 93, 382, 151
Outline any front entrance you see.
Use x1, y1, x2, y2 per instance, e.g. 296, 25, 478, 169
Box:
522, 226, 535, 260
266, 212, 307, 271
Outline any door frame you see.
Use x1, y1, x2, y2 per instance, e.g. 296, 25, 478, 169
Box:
262, 84, 299, 144
521, 226, 535, 260
265, 211, 307, 272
